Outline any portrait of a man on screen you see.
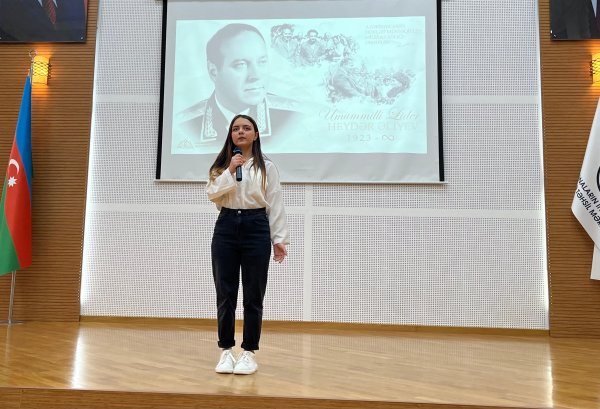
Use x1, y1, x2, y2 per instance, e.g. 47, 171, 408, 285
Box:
175, 23, 302, 149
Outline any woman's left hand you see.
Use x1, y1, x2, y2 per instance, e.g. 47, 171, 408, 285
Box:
273, 243, 287, 263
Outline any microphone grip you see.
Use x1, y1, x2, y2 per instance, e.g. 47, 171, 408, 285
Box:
233, 147, 242, 181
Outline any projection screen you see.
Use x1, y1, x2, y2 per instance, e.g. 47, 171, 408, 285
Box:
157, 0, 443, 183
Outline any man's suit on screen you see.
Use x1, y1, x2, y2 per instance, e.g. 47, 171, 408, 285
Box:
0, 0, 86, 42
551, 0, 600, 39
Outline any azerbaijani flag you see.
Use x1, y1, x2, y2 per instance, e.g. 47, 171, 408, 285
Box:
0, 76, 32, 276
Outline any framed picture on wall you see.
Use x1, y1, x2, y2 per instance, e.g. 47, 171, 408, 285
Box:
550, 0, 600, 40
0, 0, 88, 43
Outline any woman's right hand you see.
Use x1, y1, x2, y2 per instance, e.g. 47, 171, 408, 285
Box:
228, 154, 245, 175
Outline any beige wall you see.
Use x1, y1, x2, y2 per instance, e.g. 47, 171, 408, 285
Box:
0, 1, 598, 335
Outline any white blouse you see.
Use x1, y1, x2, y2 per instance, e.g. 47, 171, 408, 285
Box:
206, 158, 290, 245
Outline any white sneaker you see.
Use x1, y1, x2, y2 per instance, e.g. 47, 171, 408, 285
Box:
215, 349, 236, 374
233, 351, 258, 375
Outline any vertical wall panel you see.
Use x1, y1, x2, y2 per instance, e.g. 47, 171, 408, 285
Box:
539, 1, 600, 337
0, 1, 98, 321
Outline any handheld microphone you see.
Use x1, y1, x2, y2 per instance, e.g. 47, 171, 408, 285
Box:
233, 147, 242, 181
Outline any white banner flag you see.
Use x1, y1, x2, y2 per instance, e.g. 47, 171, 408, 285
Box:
572, 98, 600, 280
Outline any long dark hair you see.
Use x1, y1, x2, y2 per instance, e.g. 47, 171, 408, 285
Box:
209, 114, 268, 192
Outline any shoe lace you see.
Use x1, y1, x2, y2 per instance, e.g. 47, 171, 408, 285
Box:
219, 350, 233, 364
239, 351, 254, 363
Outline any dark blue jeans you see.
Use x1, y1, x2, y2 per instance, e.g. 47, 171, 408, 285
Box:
211, 207, 271, 351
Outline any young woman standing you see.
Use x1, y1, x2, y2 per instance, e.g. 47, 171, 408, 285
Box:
206, 114, 289, 375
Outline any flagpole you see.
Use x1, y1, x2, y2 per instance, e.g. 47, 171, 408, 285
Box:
8, 271, 16, 324
0, 272, 23, 325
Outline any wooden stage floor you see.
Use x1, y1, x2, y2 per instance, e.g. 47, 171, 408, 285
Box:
0, 321, 599, 409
